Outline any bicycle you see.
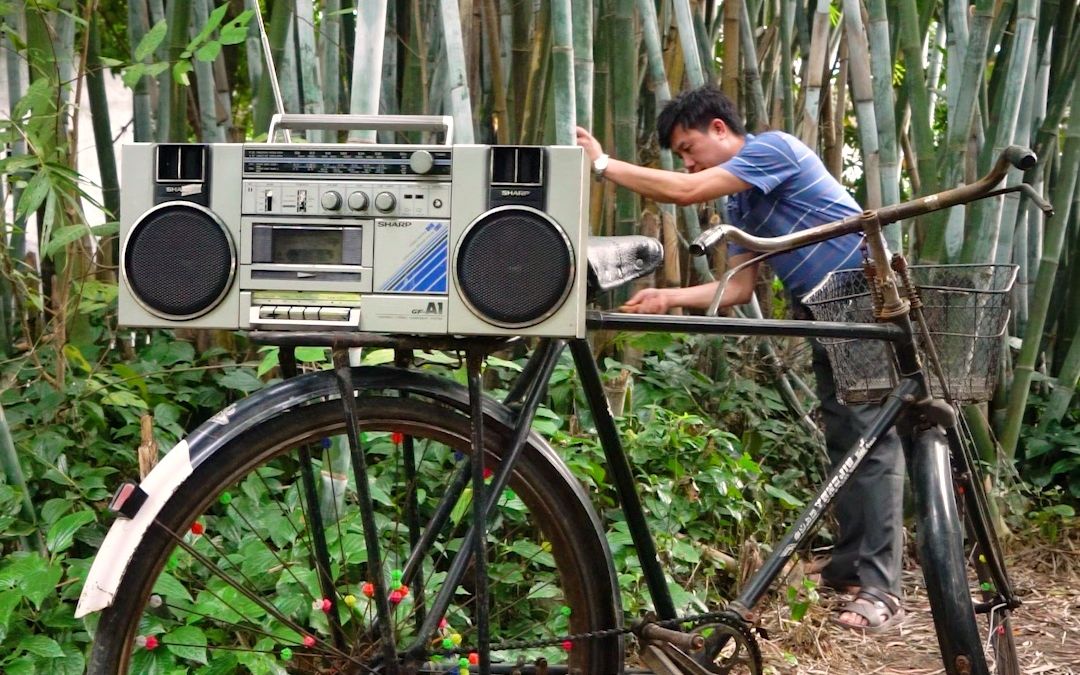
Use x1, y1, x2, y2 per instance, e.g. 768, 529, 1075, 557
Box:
76, 144, 1048, 674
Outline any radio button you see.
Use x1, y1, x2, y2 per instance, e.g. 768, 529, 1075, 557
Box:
409, 150, 434, 174
303, 307, 322, 320
348, 191, 369, 211
374, 191, 396, 213
288, 306, 307, 320
320, 307, 350, 321
321, 190, 343, 211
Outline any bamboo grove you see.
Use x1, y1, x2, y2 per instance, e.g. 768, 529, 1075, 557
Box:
1, 0, 1078, 490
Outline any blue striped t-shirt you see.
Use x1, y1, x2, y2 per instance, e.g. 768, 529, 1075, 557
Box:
721, 131, 864, 300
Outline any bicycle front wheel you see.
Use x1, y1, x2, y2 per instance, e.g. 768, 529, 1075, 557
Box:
911, 426, 1019, 675
87, 395, 623, 673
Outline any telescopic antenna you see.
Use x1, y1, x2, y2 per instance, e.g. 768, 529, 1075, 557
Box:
252, 2, 291, 142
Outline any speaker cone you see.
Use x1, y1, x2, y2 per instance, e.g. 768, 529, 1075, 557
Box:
455, 205, 574, 328
123, 202, 235, 319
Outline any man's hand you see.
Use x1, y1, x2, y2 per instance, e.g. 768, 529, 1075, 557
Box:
620, 288, 672, 314
575, 127, 604, 162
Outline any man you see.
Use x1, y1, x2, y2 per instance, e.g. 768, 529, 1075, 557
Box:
575, 85, 905, 632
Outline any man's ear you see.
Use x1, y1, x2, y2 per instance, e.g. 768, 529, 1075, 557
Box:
710, 118, 728, 138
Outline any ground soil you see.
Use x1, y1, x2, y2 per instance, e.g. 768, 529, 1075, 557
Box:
752, 532, 1080, 674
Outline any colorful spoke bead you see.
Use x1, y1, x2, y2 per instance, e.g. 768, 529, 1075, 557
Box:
389, 590, 403, 604
561, 640, 573, 651
312, 598, 332, 613
560, 605, 571, 616
458, 657, 470, 668
391, 569, 404, 584
442, 637, 454, 649
483, 467, 493, 480
468, 652, 479, 665
148, 594, 163, 608
391, 431, 404, 445
280, 647, 293, 661
218, 491, 232, 505
190, 521, 204, 535
344, 594, 357, 607
450, 633, 462, 646
140, 635, 159, 650
439, 617, 449, 629
362, 582, 375, 597
981, 582, 993, 591
398, 584, 409, 597
303, 635, 316, 648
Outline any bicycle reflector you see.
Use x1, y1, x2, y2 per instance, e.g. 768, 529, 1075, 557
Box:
109, 481, 149, 520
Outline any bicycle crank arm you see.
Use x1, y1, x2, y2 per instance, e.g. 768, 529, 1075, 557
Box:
640, 643, 712, 675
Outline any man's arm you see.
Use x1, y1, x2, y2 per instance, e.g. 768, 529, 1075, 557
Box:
620, 253, 759, 313
576, 127, 751, 205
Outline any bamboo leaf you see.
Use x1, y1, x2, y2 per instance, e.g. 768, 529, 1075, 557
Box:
219, 11, 254, 44
43, 223, 91, 258
173, 60, 193, 86
121, 63, 147, 88
188, 2, 229, 50
15, 171, 49, 220
195, 40, 221, 62
135, 19, 168, 62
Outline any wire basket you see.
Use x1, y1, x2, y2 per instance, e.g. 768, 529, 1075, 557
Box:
801, 264, 1018, 405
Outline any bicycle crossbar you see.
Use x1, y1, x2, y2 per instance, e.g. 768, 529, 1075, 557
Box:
588, 310, 906, 342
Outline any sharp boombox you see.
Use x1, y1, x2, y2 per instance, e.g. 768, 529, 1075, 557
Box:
118, 116, 591, 338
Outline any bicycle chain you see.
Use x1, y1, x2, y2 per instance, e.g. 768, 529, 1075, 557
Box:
450, 609, 756, 655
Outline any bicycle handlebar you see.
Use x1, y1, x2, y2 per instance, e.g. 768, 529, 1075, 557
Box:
690, 145, 1049, 257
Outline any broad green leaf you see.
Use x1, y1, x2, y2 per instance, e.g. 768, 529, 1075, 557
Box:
763, 484, 804, 509
219, 11, 254, 44
295, 346, 328, 362
18, 634, 65, 658
122, 63, 147, 88
173, 60, 193, 86
165, 625, 208, 665
152, 572, 194, 603
360, 348, 395, 365
46, 510, 96, 553
195, 40, 221, 62
218, 369, 263, 393
91, 221, 120, 237
102, 389, 149, 409
16, 170, 49, 219
257, 347, 279, 377
44, 222, 91, 257
0, 588, 22, 633
135, 20, 168, 61
161, 340, 196, 365
188, 2, 229, 48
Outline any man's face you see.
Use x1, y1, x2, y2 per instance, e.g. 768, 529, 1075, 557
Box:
669, 120, 736, 173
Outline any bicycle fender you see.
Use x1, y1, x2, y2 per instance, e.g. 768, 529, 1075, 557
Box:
76, 366, 617, 620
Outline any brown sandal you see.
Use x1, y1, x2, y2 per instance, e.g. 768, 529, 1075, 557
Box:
829, 586, 905, 634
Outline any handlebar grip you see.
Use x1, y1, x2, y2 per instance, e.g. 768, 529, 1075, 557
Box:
690, 225, 727, 256
1004, 145, 1037, 171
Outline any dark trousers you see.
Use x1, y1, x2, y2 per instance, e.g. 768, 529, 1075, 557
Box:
811, 339, 905, 597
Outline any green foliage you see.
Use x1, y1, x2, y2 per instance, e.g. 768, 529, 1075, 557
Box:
1019, 393, 1080, 501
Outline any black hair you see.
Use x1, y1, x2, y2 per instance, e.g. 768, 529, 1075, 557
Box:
656, 85, 747, 148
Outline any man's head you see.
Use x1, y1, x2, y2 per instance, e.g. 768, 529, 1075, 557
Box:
657, 85, 747, 173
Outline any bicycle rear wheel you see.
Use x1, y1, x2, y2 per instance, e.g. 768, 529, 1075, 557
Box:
87, 395, 623, 673
911, 426, 1019, 675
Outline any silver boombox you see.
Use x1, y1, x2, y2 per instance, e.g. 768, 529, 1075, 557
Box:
118, 115, 591, 338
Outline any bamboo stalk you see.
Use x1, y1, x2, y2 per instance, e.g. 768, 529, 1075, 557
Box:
611, 0, 637, 238
841, 0, 882, 208
550, 0, 576, 143
738, 0, 767, 132
349, 1, 388, 143
999, 81, 1080, 460
865, 0, 900, 249
191, 0, 225, 142
520, 0, 551, 144
778, 0, 796, 133
253, 0, 292, 134
672, 0, 706, 88
992, 41, 1039, 267
571, 0, 593, 132
800, 0, 831, 148
721, 0, 740, 100
164, 0, 191, 142
1040, 324, 1080, 429
320, 0, 341, 119
895, 0, 937, 198
438, 0, 476, 142
960, 0, 1037, 264
87, 12, 119, 270
243, 0, 263, 96
482, 0, 509, 142
128, 0, 153, 141
509, 0, 533, 135
295, 0, 324, 128
0, 404, 43, 554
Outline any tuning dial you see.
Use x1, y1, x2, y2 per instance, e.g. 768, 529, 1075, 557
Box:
409, 150, 434, 174
348, 191, 369, 211
374, 191, 396, 213
320, 190, 342, 211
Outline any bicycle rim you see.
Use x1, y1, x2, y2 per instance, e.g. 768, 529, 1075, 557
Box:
87, 396, 622, 673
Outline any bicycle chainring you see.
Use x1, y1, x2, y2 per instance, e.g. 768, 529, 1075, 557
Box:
690, 613, 762, 675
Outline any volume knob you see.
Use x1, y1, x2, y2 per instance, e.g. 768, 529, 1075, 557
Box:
374, 191, 396, 213
409, 150, 434, 174
320, 190, 342, 211
348, 191, 369, 211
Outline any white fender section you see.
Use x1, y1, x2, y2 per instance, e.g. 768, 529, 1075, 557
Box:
75, 440, 193, 618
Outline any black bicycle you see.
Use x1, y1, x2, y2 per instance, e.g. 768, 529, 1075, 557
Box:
77, 146, 1046, 674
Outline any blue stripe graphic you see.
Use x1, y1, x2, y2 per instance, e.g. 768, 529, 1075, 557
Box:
379, 224, 449, 292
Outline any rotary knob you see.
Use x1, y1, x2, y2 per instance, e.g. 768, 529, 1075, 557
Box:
348, 191, 369, 211
409, 150, 434, 174
320, 190, 342, 211
374, 191, 396, 213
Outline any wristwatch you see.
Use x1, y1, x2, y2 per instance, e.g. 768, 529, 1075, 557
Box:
592, 153, 610, 178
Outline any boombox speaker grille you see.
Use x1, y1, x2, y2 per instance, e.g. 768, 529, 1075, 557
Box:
123, 202, 235, 319
456, 207, 574, 327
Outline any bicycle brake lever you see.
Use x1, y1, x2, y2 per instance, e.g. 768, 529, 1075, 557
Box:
978, 183, 1054, 217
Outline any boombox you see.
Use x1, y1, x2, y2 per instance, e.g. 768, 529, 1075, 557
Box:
118, 124, 591, 338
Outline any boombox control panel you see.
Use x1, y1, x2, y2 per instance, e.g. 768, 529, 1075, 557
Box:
118, 141, 591, 338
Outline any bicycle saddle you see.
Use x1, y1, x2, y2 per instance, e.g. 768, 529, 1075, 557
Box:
586, 235, 663, 297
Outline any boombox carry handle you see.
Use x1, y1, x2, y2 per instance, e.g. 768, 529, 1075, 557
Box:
268, 114, 454, 145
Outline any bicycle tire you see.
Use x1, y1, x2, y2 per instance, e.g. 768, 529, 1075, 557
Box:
912, 426, 1012, 675
87, 395, 623, 673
